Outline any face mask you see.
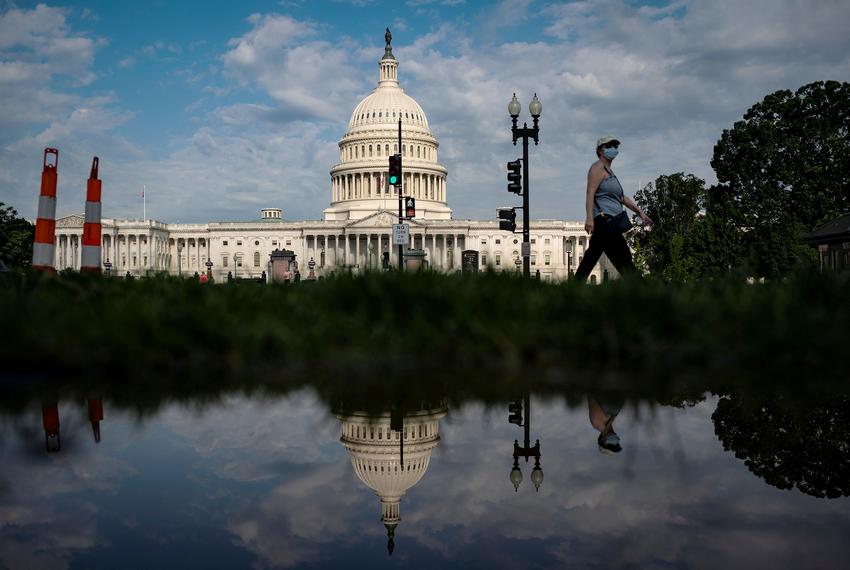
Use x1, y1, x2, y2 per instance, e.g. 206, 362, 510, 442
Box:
603, 147, 619, 160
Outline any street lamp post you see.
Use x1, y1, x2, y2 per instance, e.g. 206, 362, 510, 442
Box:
508, 394, 544, 492
509, 93, 542, 279
103, 258, 112, 277
514, 255, 521, 273
205, 258, 213, 281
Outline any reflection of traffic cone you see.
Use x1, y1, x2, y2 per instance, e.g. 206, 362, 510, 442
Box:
81, 157, 102, 273
32, 148, 59, 271
41, 402, 61, 453
88, 397, 103, 443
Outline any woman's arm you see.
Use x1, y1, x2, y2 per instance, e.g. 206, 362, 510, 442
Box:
585, 165, 605, 233
622, 194, 653, 225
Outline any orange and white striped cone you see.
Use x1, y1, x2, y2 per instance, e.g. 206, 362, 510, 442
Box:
81, 157, 102, 273
32, 148, 59, 271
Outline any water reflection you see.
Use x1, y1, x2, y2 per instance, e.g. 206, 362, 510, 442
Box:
41, 402, 61, 452
39, 398, 105, 453
1, 387, 849, 568
588, 397, 624, 455
336, 403, 447, 555
713, 393, 850, 498
507, 395, 544, 492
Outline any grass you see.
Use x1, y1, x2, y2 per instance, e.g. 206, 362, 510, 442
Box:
1, 269, 848, 414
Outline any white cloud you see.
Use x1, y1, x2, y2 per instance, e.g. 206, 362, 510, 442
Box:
222, 13, 367, 122
3, 1, 850, 224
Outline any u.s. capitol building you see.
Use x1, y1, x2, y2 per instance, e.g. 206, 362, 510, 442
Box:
52, 32, 607, 282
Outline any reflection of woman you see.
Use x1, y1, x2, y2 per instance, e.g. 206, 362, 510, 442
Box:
574, 135, 652, 281
588, 397, 624, 454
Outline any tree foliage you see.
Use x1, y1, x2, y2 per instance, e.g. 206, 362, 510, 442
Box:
631, 173, 738, 280
711, 80, 850, 277
713, 393, 850, 499
0, 202, 34, 268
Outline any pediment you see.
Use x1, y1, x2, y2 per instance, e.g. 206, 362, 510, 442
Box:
56, 214, 84, 228
345, 210, 426, 229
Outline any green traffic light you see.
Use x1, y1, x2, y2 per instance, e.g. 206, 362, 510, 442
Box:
389, 175, 398, 184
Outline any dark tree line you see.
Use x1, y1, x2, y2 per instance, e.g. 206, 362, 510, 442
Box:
632, 80, 850, 279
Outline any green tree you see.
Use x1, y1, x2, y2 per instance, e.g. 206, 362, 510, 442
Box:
631, 173, 705, 279
711, 80, 850, 277
0, 202, 35, 268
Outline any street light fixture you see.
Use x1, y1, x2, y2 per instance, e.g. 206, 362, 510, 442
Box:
103, 258, 112, 276
507, 394, 543, 493
508, 92, 542, 278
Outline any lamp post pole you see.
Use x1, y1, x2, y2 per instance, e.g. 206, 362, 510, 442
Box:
509, 93, 542, 279
397, 118, 404, 271
508, 393, 544, 492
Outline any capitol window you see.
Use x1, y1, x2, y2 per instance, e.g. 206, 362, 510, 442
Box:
254, 252, 260, 267
495, 255, 501, 266
254, 240, 259, 246
222, 240, 228, 246
237, 241, 242, 246
545, 238, 551, 245
222, 255, 228, 267
495, 239, 501, 244
545, 253, 551, 266
482, 254, 487, 265
369, 145, 372, 157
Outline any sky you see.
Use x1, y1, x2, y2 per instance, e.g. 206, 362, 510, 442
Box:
0, 0, 849, 224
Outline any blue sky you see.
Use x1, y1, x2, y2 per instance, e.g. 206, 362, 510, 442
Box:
1, 0, 849, 223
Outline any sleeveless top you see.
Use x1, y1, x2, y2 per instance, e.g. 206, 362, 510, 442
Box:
592, 166, 625, 217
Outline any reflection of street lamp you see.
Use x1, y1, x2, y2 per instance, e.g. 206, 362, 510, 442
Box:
205, 258, 213, 280
507, 394, 543, 492
177, 241, 183, 276
103, 258, 112, 276
320, 244, 325, 268
515, 256, 522, 272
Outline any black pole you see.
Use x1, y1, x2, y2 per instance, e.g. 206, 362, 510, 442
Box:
397, 118, 403, 270
522, 130, 530, 278
523, 393, 531, 457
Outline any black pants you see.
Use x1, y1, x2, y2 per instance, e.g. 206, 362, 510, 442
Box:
574, 215, 637, 281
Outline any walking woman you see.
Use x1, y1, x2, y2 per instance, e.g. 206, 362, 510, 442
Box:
574, 135, 652, 281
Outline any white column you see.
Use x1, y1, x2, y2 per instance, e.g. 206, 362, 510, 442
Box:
366, 235, 372, 269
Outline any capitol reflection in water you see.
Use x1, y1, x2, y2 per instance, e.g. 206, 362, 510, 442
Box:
337, 404, 447, 555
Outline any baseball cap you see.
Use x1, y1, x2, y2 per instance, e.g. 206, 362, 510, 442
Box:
596, 135, 620, 148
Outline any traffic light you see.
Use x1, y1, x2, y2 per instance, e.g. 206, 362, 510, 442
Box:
498, 207, 516, 232
405, 196, 416, 218
508, 401, 523, 426
388, 154, 401, 186
507, 159, 522, 194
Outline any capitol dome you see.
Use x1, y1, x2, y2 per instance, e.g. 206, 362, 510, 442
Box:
324, 29, 451, 221
337, 405, 447, 555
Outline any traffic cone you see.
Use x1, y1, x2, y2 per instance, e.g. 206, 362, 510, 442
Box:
32, 148, 59, 271
80, 157, 102, 273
